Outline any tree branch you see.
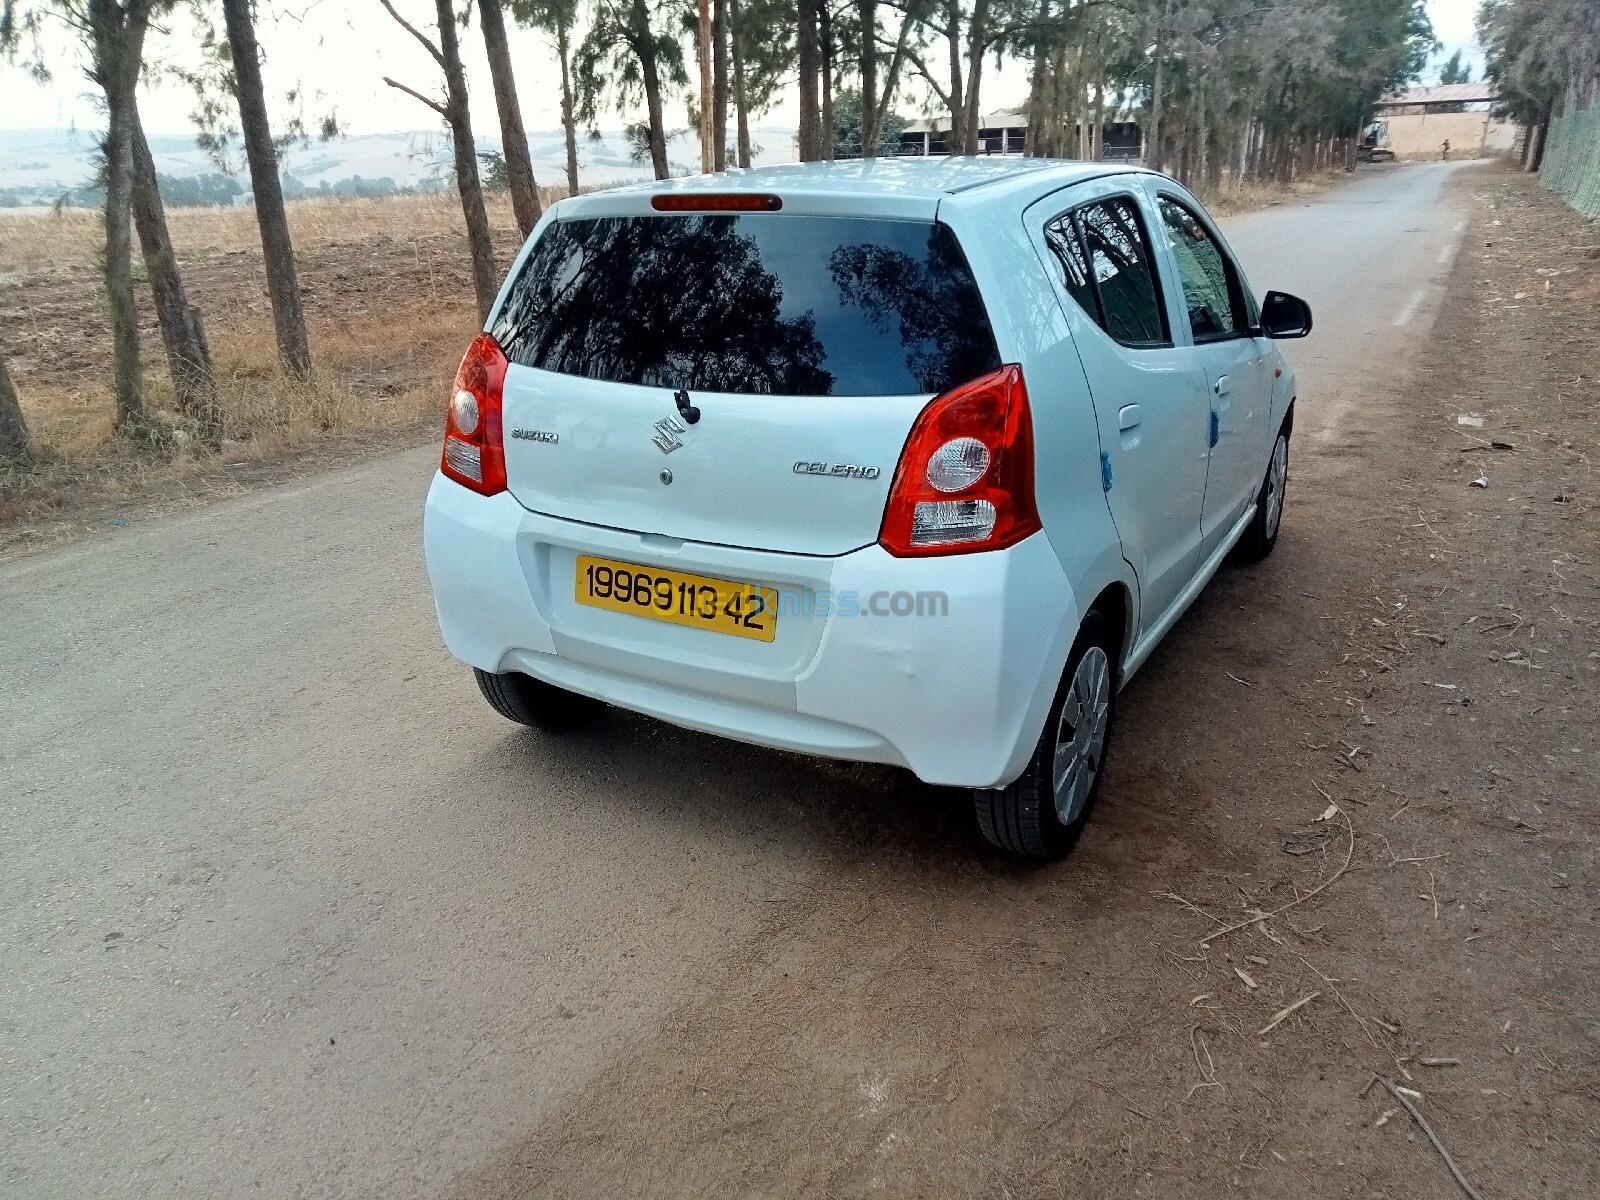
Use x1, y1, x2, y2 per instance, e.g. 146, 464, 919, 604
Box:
382, 75, 448, 117
376, 0, 447, 71
877, 33, 951, 110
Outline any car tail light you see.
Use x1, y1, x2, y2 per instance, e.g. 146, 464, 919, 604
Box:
440, 333, 508, 496
879, 364, 1041, 556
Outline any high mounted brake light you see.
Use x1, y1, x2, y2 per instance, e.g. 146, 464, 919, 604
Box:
879, 365, 1041, 556
650, 193, 783, 212
440, 333, 508, 496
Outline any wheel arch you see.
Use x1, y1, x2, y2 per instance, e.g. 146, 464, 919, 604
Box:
1085, 580, 1136, 683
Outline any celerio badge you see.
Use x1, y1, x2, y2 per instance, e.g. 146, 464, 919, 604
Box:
793, 461, 881, 480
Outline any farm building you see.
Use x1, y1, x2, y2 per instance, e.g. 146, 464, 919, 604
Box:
896, 109, 1142, 159
1372, 84, 1520, 158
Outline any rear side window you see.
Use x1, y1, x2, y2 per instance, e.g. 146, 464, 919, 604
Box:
1042, 197, 1169, 348
490, 214, 1000, 396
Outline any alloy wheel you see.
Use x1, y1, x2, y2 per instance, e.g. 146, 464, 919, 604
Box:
1052, 645, 1112, 825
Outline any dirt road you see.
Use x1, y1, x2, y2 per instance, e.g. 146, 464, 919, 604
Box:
4, 162, 1597, 1198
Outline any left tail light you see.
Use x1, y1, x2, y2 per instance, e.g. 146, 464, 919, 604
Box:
440, 333, 508, 496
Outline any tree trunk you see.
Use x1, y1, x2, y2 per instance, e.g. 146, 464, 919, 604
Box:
95, 17, 148, 434
729, 0, 752, 166
0, 345, 28, 462
436, 0, 500, 315
1526, 104, 1550, 172
796, 0, 822, 160
1090, 41, 1106, 161
874, 7, 913, 147
1075, 18, 1093, 160
696, 0, 714, 172
1024, 0, 1052, 156
961, 0, 991, 154
557, 23, 580, 194
820, 1, 835, 159
1145, 0, 1172, 171
131, 106, 219, 444
479, 0, 542, 236
945, 1, 966, 153
859, 0, 879, 156
638, 40, 670, 178
712, 0, 729, 169
222, 0, 312, 380
1045, 28, 1070, 156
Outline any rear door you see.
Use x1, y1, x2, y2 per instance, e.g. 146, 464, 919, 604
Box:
487, 209, 1002, 556
1025, 183, 1210, 631
1145, 185, 1274, 558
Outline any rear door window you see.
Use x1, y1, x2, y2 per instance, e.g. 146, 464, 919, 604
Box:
1043, 197, 1169, 347
490, 214, 1000, 396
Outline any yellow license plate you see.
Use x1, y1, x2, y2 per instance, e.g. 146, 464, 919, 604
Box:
574, 555, 779, 643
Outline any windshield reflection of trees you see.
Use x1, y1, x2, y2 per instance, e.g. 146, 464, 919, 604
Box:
493, 216, 998, 396
828, 225, 999, 393
494, 215, 832, 394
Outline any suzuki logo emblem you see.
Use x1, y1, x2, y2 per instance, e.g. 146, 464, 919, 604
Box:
651, 415, 686, 454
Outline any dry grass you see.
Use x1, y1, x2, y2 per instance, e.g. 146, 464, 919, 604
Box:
1198, 166, 1357, 216
0, 187, 516, 541
0, 189, 533, 270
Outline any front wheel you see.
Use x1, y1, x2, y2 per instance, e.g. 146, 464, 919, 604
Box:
1235, 425, 1289, 561
975, 611, 1119, 860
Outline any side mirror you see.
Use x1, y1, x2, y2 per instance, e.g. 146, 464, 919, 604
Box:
1260, 290, 1313, 339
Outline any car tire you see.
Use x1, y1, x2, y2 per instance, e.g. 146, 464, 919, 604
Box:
473, 668, 606, 731
975, 610, 1119, 860
1235, 423, 1290, 562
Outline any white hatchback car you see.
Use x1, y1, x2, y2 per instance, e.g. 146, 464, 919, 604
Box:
423, 158, 1311, 858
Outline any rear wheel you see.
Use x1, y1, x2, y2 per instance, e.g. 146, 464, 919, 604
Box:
473, 668, 606, 732
1236, 424, 1289, 561
975, 611, 1119, 860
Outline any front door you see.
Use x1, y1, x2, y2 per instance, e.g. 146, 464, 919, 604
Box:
1146, 185, 1275, 558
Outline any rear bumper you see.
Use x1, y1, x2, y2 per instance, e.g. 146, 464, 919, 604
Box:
422, 474, 1079, 789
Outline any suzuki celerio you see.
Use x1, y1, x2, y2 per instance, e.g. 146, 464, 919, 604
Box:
422, 158, 1311, 858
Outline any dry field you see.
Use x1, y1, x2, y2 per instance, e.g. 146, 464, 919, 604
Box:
0, 189, 537, 551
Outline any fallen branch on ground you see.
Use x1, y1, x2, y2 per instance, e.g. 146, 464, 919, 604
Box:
1257, 991, 1320, 1036
1202, 804, 1356, 946
1367, 1075, 1486, 1200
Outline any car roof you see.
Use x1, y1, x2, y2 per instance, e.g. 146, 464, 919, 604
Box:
558, 158, 1146, 222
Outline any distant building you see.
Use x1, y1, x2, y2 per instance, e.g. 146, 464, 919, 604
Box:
1372, 84, 1519, 158
897, 108, 1142, 160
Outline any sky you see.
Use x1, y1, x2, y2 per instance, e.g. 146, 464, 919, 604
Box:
0, 0, 1486, 140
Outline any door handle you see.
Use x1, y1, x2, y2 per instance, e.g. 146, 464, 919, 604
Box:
1213, 375, 1231, 397
1118, 403, 1142, 431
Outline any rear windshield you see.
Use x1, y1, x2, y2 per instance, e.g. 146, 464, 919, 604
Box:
489, 213, 1000, 397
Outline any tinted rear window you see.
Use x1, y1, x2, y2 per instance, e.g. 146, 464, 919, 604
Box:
489, 214, 1000, 396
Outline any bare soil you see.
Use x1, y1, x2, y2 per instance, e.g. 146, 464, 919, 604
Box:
446, 167, 1600, 1198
